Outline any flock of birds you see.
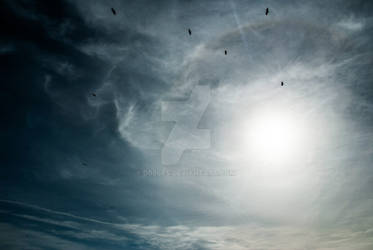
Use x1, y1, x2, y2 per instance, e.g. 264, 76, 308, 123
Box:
89, 8, 283, 112
84, 7, 283, 166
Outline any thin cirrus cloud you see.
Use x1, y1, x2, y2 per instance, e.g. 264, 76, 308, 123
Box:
1, 0, 373, 249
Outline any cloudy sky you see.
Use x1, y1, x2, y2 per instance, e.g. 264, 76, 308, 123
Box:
1, 0, 373, 249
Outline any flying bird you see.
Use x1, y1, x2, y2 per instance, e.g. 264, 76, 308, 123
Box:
265, 8, 269, 16
281, 81, 284, 86
81, 162, 88, 166
224, 50, 227, 55
188, 29, 192, 36
111, 8, 116, 15
92, 93, 96, 97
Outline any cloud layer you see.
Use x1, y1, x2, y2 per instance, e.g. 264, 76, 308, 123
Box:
1, 0, 373, 249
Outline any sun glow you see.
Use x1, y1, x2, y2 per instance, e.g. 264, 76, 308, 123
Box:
243, 108, 305, 164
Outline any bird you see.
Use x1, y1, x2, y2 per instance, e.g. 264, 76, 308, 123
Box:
81, 162, 88, 166
188, 29, 192, 36
224, 50, 227, 55
281, 81, 284, 86
92, 93, 96, 97
265, 8, 269, 16
111, 8, 116, 15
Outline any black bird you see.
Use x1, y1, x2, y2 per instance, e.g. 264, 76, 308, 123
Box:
224, 50, 227, 55
81, 162, 88, 166
265, 8, 269, 16
281, 81, 284, 86
111, 8, 116, 15
92, 93, 96, 97
188, 29, 192, 36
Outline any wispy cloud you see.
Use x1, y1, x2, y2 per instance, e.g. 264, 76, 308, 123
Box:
1, 199, 373, 249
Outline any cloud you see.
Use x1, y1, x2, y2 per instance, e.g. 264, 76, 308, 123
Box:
2, 199, 373, 250
2, 0, 373, 249
337, 18, 364, 31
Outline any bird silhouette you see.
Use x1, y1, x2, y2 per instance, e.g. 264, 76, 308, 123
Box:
281, 81, 284, 86
265, 8, 269, 15
92, 93, 96, 97
188, 29, 192, 36
224, 50, 227, 55
111, 8, 116, 15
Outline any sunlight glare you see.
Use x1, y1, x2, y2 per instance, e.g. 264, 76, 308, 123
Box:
244, 109, 304, 164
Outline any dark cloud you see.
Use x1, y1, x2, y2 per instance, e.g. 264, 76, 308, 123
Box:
0, 0, 158, 223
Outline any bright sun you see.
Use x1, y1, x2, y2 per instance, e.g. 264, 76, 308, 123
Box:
243, 109, 304, 164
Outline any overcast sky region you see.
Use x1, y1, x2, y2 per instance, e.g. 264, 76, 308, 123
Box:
1, 0, 373, 249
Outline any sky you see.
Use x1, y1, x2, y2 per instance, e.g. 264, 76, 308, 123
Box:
1, 0, 373, 249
